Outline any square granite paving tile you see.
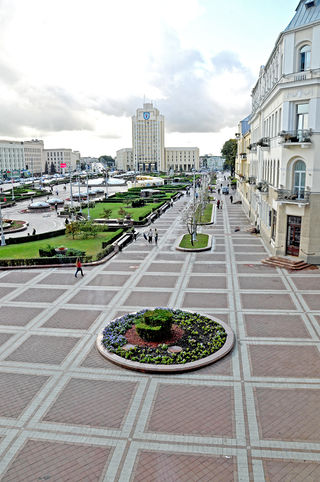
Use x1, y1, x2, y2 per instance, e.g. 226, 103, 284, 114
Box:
42, 309, 102, 330
154, 253, 187, 262
5, 335, 79, 365
0, 271, 39, 284
244, 314, 311, 338
238, 276, 286, 290
11, 288, 65, 303
86, 274, 130, 287
136, 275, 179, 288
0, 306, 42, 327
240, 293, 296, 310
125, 244, 154, 251
254, 387, 320, 442
233, 245, 267, 253
146, 383, 234, 437
147, 263, 183, 273
213, 244, 225, 252
103, 261, 141, 271
80, 344, 124, 370
187, 276, 227, 289
289, 276, 320, 291
194, 253, 226, 261
191, 263, 226, 274
0, 287, 15, 299
182, 292, 228, 309
300, 294, 320, 311
262, 459, 320, 481
196, 353, 233, 376
0, 372, 49, 418
0, 332, 13, 348
236, 263, 277, 274
43, 378, 137, 429
232, 239, 263, 245
248, 344, 320, 378
132, 451, 236, 482
2, 439, 112, 482
115, 252, 147, 260
235, 254, 265, 262
123, 290, 172, 307
40, 272, 78, 285
67, 289, 116, 306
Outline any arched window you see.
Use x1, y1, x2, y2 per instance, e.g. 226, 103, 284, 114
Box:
293, 160, 306, 199
299, 45, 311, 71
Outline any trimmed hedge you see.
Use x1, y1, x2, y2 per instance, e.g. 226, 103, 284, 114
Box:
5, 228, 66, 245
135, 309, 173, 342
0, 255, 92, 267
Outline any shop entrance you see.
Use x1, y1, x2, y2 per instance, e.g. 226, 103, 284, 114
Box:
286, 216, 301, 256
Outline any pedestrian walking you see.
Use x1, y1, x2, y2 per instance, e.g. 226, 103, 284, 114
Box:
217, 199, 220, 209
54, 202, 58, 211
230, 195, 233, 203
32, 228, 36, 235
154, 228, 158, 245
143, 232, 148, 241
218, 188, 220, 194
220, 200, 223, 209
75, 258, 84, 278
148, 228, 153, 243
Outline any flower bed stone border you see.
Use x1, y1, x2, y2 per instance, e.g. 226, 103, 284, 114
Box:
96, 310, 234, 373
175, 234, 212, 252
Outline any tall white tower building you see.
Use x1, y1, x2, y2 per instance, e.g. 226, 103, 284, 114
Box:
132, 103, 165, 172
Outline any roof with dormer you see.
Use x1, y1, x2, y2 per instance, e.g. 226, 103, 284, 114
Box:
285, 0, 320, 31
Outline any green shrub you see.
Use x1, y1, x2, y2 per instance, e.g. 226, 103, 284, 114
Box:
135, 309, 173, 341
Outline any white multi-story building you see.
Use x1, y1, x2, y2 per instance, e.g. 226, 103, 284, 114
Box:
165, 147, 199, 172
117, 103, 200, 173
43, 148, 80, 173
200, 155, 225, 171
23, 139, 44, 175
115, 148, 134, 171
0, 140, 25, 177
236, 0, 320, 263
132, 103, 165, 172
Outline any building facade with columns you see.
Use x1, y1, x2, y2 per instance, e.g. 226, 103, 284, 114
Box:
235, 0, 320, 264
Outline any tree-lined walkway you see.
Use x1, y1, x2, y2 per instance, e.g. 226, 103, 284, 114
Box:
0, 193, 319, 481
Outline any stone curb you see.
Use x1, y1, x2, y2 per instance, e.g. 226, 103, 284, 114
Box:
96, 313, 235, 373
175, 233, 212, 252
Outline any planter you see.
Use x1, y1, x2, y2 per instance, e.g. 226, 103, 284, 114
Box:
55, 247, 68, 255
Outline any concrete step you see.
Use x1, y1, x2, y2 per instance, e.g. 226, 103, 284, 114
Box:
261, 256, 316, 271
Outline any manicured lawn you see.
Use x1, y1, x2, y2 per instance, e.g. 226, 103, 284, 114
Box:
87, 202, 163, 220
200, 203, 213, 223
0, 230, 123, 260
179, 233, 209, 249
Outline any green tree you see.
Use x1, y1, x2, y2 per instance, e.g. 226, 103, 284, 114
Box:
50, 162, 56, 174
221, 139, 237, 176
102, 208, 113, 219
65, 221, 80, 239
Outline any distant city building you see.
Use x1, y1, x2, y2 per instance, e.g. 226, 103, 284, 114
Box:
165, 147, 199, 172
80, 157, 99, 170
116, 103, 200, 172
115, 148, 133, 171
200, 155, 225, 171
132, 103, 165, 172
0, 140, 25, 177
235, 0, 320, 264
23, 139, 44, 175
44, 148, 80, 173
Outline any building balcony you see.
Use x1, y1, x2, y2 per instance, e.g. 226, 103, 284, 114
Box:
249, 176, 256, 185
248, 143, 257, 152
278, 129, 312, 147
256, 180, 269, 193
276, 188, 310, 204
240, 153, 247, 160
257, 137, 270, 149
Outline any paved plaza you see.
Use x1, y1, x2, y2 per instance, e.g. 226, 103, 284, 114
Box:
0, 195, 319, 481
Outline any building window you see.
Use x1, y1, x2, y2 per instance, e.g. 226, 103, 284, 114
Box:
299, 45, 311, 71
271, 209, 277, 240
296, 103, 308, 139
293, 160, 306, 199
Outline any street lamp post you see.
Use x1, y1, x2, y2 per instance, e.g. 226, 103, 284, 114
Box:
86, 173, 90, 220
11, 178, 15, 201
78, 176, 82, 214
0, 202, 6, 246
105, 170, 108, 199
69, 167, 74, 220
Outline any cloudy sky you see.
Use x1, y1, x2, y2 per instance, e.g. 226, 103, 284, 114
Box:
0, 0, 298, 157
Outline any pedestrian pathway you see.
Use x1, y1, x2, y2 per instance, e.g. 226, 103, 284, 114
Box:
0, 195, 319, 481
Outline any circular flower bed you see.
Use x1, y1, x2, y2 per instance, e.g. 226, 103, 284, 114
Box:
97, 309, 234, 372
